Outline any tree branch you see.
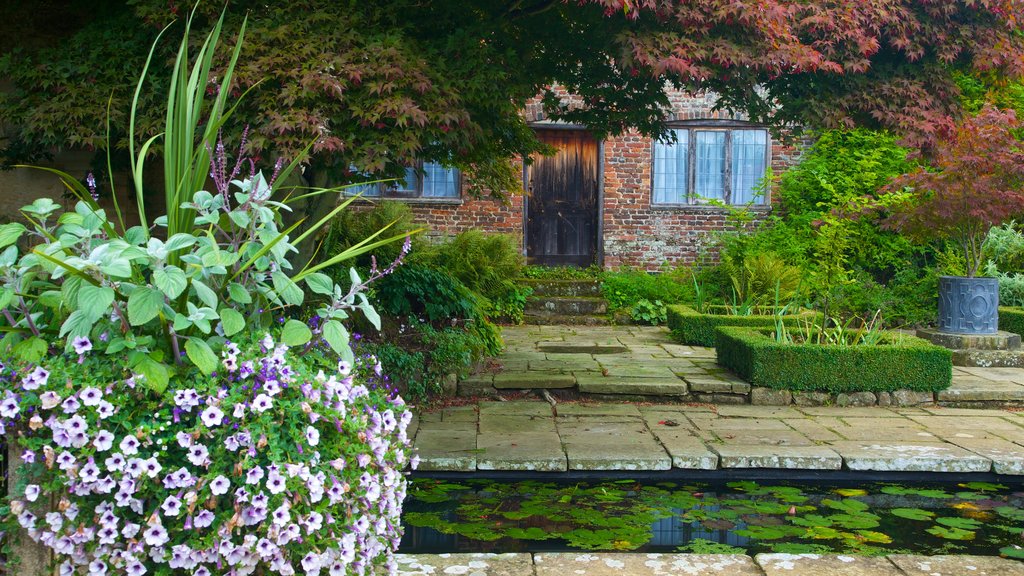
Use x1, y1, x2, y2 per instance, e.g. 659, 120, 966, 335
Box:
507, 0, 558, 19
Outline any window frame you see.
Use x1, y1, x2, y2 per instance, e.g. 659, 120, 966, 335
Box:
350, 160, 462, 200
650, 122, 771, 207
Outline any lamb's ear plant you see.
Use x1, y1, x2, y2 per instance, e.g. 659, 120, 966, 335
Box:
0, 8, 414, 391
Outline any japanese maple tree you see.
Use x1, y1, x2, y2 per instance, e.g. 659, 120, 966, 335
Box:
1, 0, 1023, 196
882, 106, 1024, 277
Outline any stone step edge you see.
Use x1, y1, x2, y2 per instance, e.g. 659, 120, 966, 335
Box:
952, 348, 1024, 368
396, 553, 1023, 576
522, 313, 611, 326
458, 377, 1024, 408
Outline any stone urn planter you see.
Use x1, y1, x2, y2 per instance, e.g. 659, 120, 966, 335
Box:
937, 276, 1000, 334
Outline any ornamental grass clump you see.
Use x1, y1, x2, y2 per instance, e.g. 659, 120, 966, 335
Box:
2, 336, 414, 575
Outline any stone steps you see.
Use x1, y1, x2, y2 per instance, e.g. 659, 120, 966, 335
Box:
525, 296, 608, 315
520, 278, 611, 326
519, 278, 602, 297
522, 312, 611, 325
953, 349, 1024, 367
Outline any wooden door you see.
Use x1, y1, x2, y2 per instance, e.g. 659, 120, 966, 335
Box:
527, 129, 599, 267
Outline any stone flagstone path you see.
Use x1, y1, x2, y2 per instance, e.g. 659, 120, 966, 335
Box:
457, 325, 1024, 405
395, 553, 1024, 575
412, 399, 1024, 473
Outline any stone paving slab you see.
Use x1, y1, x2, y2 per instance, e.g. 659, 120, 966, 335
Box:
413, 430, 478, 471
888, 554, 1024, 576
651, 431, 720, 469
710, 444, 842, 469
479, 414, 557, 434
494, 371, 576, 389
476, 432, 567, 471
533, 553, 763, 575
576, 374, 689, 395
711, 430, 816, 446
396, 554, 1024, 576
946, 437, 1024, 474
484, 325, 1024, 407
756, 554, 903, 576
396, 553, 534, 576
829, 441, 992, 472
414, 396, 1024, 473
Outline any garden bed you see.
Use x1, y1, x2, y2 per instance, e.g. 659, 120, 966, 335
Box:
667, 304, 819, 347
715, 326, 952, 393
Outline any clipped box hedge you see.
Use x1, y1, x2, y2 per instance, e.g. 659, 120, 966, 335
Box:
999, 306, 1024, 338
667, 304, 820, 347
715, 326, 952, 393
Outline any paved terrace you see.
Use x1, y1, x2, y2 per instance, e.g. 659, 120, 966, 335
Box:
412, 326, 1024, 474
457, 325, 1024, 405
395, 553, 1024, 575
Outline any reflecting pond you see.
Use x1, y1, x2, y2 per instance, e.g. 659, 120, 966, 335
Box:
400, 479, 1024, 558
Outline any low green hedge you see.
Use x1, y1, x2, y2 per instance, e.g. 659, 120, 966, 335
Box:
715, 326, 952, 393
999, 306, 1024, 338
667, 304, 819, 347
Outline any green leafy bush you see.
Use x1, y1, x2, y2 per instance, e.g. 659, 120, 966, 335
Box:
631, 299, 668, 325
375, 265, 483, 324
667, 304, 819, 347
722, 252, 802, 307
413, 229, 526, 321
999, 306, 1024, 338
710, 128, 932, 324
416, 230, 523, 298
984, 222, 1024, 307
491, 284, 533, 324
370, 265, 502, 400
522, 264, 603, 279
829, 267, 937, 326
715, 326, 952, 393
602, 268, 692, 311
321, 200, 421, 273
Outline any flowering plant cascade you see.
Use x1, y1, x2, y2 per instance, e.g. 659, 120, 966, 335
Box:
0, 9, 417, 575
3, 335, 414, 575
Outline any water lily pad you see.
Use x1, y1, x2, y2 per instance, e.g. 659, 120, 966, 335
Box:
927, 525, 976, 541
1000, 545, 1024, 559
701, 519, 737, 531
829, 513, 881, 530
959, 482, 1007, 492
854, 530, 893, 544
996, 506, 1024, 521
677, 538, 745, 554
806, 526, 845, 540
936, 517, 983, 530
835, 488, 868, 497
890, 508, 936, 521
822, 498, 870, 514
768, 543, 835, 554
735, 524, 801, 540
790, 514, 834, 528
880, 486, 953, 499
505, 527, 558, 540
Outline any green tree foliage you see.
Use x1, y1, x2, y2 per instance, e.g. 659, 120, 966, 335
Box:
2, 0, 1023, 192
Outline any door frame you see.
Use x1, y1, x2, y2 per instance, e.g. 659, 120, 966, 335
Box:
522, 124, 605, 268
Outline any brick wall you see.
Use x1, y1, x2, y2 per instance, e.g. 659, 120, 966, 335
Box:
415, 88, 806, 269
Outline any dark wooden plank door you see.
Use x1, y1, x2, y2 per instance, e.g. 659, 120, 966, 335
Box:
527, 129, 599, 267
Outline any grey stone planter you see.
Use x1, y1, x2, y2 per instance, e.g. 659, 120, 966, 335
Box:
937, 275, 999, 334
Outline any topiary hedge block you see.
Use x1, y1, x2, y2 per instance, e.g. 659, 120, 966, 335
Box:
715, 326, 952, 393
999, 306, 1024, 338
666, 304, 820, 347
